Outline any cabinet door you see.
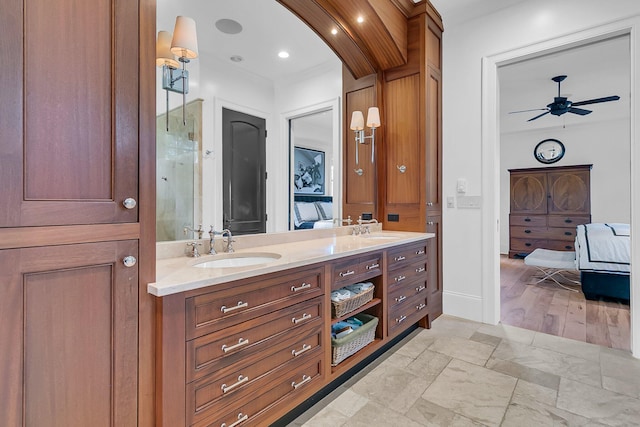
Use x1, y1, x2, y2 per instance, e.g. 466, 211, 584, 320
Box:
510, 172, 548, 214
547, 169, 591, 215
426, 215, 442, 322
0, 0, 139, 227
426, 66, 442, 212
0, 240, 139, 426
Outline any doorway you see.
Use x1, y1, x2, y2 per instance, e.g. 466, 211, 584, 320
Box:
222, 108, 267, 235
481, 23, 638, 356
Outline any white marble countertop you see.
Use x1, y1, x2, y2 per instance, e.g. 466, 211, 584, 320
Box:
149, 230, 434, 297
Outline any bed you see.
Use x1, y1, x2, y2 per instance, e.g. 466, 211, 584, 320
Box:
293, 195, 333, 230
575, 223, 630, 302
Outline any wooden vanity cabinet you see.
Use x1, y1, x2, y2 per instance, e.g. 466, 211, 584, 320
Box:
156, 239, 430, 426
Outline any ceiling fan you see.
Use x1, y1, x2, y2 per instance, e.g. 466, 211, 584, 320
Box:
510, 75, 620, 122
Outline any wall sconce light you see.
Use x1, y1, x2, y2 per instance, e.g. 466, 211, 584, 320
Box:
156, 16, 199, 131
350, 107, 380, 168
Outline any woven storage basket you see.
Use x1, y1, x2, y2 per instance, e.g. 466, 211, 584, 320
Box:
331, 286, 374, 318
331, 314, 378, 366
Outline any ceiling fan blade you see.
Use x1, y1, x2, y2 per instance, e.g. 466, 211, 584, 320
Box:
568, 107, 592, 116
571, 95, 620, 106
508, 108, 548, 114
527, 111, 550, 122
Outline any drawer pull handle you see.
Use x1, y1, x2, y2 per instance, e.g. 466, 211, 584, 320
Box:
222, 338, 249, 353
291, 282, 312, 292
565, 245, 572, 250
396, 315, 407, 324
292, 313, 312, 324
416, 303, 426, 311
564, 231, 572, 236
292, 374, 312, 390
524, 218, 531, 222
221, 412, 249, 427
427, 221, 435, 226
221, 301, 249, 314
221, 375, 249, 394
366, 263, 380, 270
416, 285, 426, 292
394, 255, 406, 262
415, 267, 426, 273
292, 343, 312, 357
565, 218, 573, 223
395, 295, 407, 303
524, 229, 531, 234
416, 249, 425, 255
339, 270, 355, 277
395, 275, 406, 282
525, 243, 532, 247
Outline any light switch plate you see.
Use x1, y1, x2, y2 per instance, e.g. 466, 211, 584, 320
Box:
447, 196, 455, 208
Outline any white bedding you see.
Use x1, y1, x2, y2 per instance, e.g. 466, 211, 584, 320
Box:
575, 223, 630, 274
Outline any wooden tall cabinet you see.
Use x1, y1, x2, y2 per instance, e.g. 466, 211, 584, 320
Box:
0, 0, 155, 425
509, 165, 592, 258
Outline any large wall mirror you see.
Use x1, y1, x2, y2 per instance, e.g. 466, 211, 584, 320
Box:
156, 0, 343, 241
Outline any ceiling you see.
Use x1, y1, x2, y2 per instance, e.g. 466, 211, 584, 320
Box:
157, 1, 630, 134
156, 0, 339, 82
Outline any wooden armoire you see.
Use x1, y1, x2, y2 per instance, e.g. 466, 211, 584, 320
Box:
0, 0, 156, 425
508, 165, 592, 258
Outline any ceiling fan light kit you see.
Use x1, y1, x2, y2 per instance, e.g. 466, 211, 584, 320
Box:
509, 75, 620, 122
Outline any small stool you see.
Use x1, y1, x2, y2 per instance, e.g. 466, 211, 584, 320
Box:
524, 249, 581, 292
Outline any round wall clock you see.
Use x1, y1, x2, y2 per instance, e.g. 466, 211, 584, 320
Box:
534, 138, 565, 164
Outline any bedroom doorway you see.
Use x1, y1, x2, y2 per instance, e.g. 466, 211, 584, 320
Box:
483, 30, 637, 352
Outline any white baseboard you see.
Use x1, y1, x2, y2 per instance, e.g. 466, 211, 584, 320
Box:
442, 290, 484, 323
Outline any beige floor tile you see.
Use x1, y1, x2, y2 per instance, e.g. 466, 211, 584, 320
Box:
342, 401, 425, 427
404, 348, 451, 379
512, 379, 557, 407
325, 389, 369, 418
557, 378, 640, 426
477, 322, 536, 345
600, 350, 640, 399
405, 398, 489, 426
485, 357, 561, 391
428, 335, 496, 366
532, 331, 601, 362
422, 359, 517, 426
302, 406, 349, 427
427, 315, 483, 339
395, 329, 439, 359
492, 340, 601, 387
470, 331, 503, 347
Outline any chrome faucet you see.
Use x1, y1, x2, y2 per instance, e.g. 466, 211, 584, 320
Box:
222, 229, 235, 253
208, 226, 218, 255
184, 224, 204, 239
358, 218, 378, 234
186, 241, 202, 257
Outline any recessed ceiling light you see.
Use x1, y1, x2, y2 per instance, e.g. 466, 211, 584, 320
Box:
331, 28, 338, 35
278, 51, 290, 59
357, 16, 364, 23
215, 18, 243, 35
230, 55, 243, 62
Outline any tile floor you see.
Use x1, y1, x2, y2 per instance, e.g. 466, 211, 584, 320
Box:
288, 315, 640, 426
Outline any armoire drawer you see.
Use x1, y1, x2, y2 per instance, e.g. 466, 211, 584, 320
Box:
186, 266, 323, 339
510, 226, 549, 239
547, 215, 590, 228
510, 238, 547, 252
546, 240, 576, 251
510, 215, 547, 227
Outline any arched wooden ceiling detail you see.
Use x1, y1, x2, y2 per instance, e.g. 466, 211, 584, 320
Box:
277, 0, 443, 79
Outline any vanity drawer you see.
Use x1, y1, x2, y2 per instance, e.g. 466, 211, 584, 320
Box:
193, 357, 323, 427
388, 259, 427, 288
387, 242, 427, 271
388, 278, 428, 311
331, 253, 382, 289
188, 330, 322, 425
186, 266, 323, 339
187, 297, 322, 381
388, 292, 428, 336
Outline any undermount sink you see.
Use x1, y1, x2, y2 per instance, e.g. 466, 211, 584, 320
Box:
193, 252, 281, 268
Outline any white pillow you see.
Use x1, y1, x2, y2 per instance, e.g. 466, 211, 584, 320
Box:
294, 202, 320, 226
315, 201, 333, 220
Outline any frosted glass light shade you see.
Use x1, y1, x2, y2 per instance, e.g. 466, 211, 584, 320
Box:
171, 16, 199, 59
350, 111, 364, 130
366, 107, 380, 128
156, 31, 180, 68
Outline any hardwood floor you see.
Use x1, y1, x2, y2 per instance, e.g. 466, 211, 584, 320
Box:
500, 255, 630, 351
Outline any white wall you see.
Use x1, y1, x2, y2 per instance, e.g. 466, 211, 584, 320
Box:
500, 119, 631, 253
439, 0, 640, 325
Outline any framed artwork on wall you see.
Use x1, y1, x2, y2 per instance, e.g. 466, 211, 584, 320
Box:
294, 147, 325, 195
